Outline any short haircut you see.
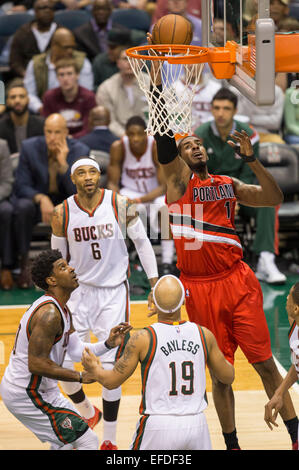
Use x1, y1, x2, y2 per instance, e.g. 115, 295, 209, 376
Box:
55, 58, 80, 74
31, 249, 62, 291
292, 282, 299, 307
125, 115, 146, 130
6, 78, 27, 97
212, 87, 238, 108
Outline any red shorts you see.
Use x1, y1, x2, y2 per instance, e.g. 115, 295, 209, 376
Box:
181, 260, 272, 365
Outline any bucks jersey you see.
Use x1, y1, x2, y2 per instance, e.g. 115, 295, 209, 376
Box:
167, 173, 243, 276
289, 321, 299, 378
120, 135, 158, 194
139, 321, 208, 416
63, 189, 129, 288
3, 295, 71, 392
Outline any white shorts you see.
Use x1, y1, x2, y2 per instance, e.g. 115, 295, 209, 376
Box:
66, 280, 130, 363
130, 413, 212, 450
0, 378, 89, 449
120, 187, 166, 236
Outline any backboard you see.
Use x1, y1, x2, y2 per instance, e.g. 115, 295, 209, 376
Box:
201, 0, 276, 105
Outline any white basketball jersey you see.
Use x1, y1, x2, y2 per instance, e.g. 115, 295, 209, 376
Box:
64, 190, 129, 288
289, 322, 299, 378
3, 295, 71, 392
120, 135, 158, 194
139, 321, 208, 416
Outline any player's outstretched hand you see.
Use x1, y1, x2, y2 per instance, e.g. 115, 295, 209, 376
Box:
227, 130, 255, 160
82, 347, 101, 376
264, 393, 283, 430
106, 322, 132, 348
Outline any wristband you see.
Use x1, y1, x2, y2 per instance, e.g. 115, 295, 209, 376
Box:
104, 340, 113, 350
241, 154, 256, 163
79, 371, 83, 383
235, 146, 256, 163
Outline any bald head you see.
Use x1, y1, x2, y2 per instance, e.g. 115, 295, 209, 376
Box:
45, 113, 67, 130
89, 106, 110, 127
52, 27, 75, 45
44, 113, 68, 152
153, 275, 185, 315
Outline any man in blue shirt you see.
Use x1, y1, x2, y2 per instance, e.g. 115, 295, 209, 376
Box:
13, 113, 89, 288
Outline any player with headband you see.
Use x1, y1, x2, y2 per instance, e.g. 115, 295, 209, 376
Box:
81, 274, 235, 450
144, 32, 299, 450
51, 155, 159, 450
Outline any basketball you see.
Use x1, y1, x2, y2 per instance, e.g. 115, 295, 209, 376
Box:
151, 14, 193, 45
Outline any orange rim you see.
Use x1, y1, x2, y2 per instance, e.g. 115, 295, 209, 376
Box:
126, 44, 210, 64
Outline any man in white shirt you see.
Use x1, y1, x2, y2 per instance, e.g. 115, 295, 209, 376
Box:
96, 49, 148, 137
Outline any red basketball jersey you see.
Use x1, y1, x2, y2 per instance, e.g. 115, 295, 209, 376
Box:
167, 173, 243, 276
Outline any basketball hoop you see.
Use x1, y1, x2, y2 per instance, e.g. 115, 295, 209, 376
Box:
126, 44, 210, 137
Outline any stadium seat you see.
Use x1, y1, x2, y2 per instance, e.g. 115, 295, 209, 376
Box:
258, 142, 299, 254
54, 10, 90, 30
0, 12, 33, 71
111, 8, 151, 32
290, 2, 299, 20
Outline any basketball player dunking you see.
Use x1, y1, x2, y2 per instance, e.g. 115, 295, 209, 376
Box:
146, 32, 299, 450
51, 156, 159, 450
82, 274, 235, 450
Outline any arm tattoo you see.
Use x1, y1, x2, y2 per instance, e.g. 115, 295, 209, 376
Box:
113, 330, 145, 375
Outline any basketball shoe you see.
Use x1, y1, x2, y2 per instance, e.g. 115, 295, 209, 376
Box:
100, 440, 118, 450
255, 251, 286, 285
86, 406, 102, 429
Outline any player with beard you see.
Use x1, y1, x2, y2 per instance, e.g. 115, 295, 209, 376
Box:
51, 156, 158, 449
147, 33, 298, 451
0, 79, 44, 154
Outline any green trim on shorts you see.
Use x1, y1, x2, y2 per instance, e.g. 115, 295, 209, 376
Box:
26, 374, 88, 445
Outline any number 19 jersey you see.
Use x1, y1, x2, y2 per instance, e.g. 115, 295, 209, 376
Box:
139, 321, 208, 416
63, 189, 129, 288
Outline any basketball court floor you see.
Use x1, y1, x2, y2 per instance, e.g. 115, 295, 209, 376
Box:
0, 267, 299, 450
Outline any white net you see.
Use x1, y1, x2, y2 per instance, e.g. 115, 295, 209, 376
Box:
127, 47, 206, 137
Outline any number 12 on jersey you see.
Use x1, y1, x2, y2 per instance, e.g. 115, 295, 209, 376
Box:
169, 361, 194, 396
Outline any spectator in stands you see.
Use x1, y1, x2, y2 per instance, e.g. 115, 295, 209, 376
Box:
195, 88, 286, 285
9, 0, 59, 78
231, 84, 285, 143
24, 27, 93, 114
1, 0, 34, 13
151, 0, 202, 46
108, 115, 174, 273
96, 48, 149, 137
42, 58, 96, 138
0, 139, 14, 290
211, 17, 238, 45
92, 27, 132, 89
0, 79, 44, 155
112, 0, 148, 10
12, 113, 89, 288
151, 0, 201, 23
283, 85, 299, 145
173, 70, 222, 131
270, 0, 293, 30
73, 0, 113, 62
78, 105, 118, 186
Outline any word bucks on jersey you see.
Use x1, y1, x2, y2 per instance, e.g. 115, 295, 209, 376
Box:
62, 190, 129, 287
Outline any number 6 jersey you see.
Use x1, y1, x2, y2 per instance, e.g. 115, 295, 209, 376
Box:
139, 321, 208, 416
63, 189, 129, 288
